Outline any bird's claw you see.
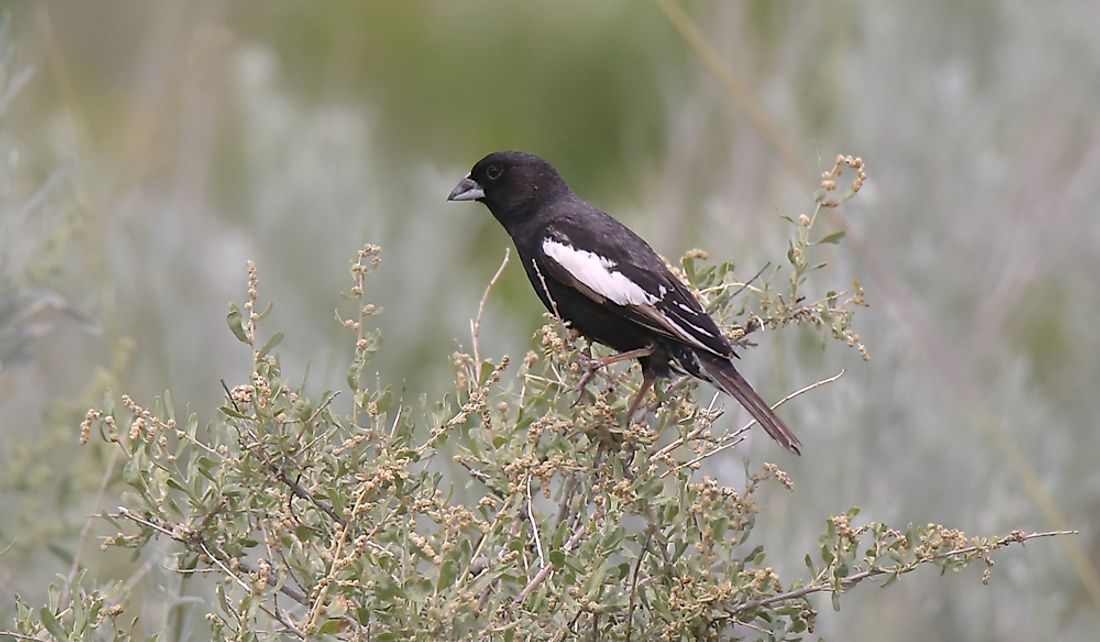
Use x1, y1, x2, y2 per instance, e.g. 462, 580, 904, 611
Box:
570, 363, 601, 407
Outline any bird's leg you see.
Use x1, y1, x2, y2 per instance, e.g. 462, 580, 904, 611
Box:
624, 370, 657, 421
573, 346, 655, 397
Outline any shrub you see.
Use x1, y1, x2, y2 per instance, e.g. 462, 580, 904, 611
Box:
7, 157, 1068, 641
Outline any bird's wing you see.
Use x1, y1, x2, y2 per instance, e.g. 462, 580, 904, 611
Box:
538, 216, 735, 358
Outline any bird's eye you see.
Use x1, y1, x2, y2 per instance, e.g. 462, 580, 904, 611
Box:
486, 165, 503, 180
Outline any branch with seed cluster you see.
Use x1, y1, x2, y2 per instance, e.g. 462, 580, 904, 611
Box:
112, 508, 310, 608
730, 529, 1076, 615
513, 523, 589, 606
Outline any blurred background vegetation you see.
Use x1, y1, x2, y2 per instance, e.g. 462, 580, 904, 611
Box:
1, 1, 1098, 639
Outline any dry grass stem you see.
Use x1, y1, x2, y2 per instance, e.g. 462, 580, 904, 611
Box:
471, 248, 511, 365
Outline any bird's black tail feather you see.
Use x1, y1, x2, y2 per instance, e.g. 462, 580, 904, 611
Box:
696, 353, 802, 455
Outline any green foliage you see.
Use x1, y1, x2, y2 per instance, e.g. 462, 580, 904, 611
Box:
6, 169, 1068, 640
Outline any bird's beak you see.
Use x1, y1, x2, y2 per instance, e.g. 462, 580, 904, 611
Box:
447, 175, 485, 202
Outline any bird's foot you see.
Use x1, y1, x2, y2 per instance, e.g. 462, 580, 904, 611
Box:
623, 371, 657, 421
570, 347, 657, 408
570, 361, 602, 407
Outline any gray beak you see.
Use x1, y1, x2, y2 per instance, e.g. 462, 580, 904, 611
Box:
447, 175, 485, 202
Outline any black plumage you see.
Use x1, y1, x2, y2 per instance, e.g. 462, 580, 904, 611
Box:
447, 151, 801, 455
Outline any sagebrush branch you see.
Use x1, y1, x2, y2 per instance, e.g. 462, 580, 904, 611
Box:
112, 507, 309, 605
513, 523, 588, 606
729, 529, 1077, 614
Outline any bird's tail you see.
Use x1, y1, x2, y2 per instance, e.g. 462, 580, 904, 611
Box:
696, 353, 802, 455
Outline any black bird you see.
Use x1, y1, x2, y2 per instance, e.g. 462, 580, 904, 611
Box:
447, 151, 801, 454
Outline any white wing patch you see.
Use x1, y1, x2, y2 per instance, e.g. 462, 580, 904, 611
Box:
676, 317, 714, 338
542, 238, 656, 306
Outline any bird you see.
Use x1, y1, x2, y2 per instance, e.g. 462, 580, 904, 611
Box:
447, 151, 801, 455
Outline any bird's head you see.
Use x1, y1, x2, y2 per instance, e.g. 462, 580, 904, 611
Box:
447, 151, 568, 222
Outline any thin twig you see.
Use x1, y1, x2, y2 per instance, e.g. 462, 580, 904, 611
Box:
720, 368, 844, 441
658, 370, 844, 477
116, 507, 175, 538
521, 373, 569, 390
555, 473, 579, 528
297, 425, 339, 461
169, 566, 222, 575
113, 507, 311, 605
730, 530, 1076, 614
61, 448, 120, 606
261, 521, 309, 605
726, 261, 771, 301
303, 391, 341, 428
669, 435, 749, 475
624, 528, 654, 642
258, 599, 306, 640
471, 248, 510, 365
526, 477, 545, 569
275, 469, 347, 527
460, 496, 515, 587
220, 379, 241, 414
531, 260, 562, 322
457, 460, 494, 486
387, 402, 404, 441
728, 617, 772, 635
194, 498, 227, 534
513, 524, 588, 606
199, 541, 250, 592
478, 511, 527, 612
305, 481, 372, 634
0, 632, 50, 642
651, 392, 723, 460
